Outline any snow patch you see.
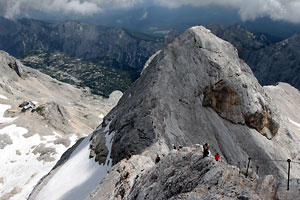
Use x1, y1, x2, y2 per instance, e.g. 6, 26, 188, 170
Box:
98, 114, 104, 119
32, 101, 38, 105
0, 104, 18, 123
288, 118, 300, 130
35, 122, 115, 200
0, 94, 8, 100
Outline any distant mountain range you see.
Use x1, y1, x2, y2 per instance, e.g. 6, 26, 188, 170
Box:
0, 17, 175, 96
1, 17, 300, 96
0, 17, 170, 71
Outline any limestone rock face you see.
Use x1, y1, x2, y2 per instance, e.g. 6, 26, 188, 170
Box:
90, 26, 287, 179
202, 79, 279, 137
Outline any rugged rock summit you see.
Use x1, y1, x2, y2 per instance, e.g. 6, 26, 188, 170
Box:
90, 26, 281, 170
29, 26, 300, 200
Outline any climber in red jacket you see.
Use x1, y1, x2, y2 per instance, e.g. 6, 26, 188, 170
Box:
215, 153, 220, 161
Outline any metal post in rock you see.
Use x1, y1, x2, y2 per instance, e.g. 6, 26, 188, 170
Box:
287, 159, 291, 191
245, 157, 251, 178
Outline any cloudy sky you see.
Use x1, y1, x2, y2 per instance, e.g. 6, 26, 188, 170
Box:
1, 0, 300, 23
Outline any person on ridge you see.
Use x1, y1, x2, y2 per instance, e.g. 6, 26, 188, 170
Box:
203, 143, 210, 158
155, 154, 161, 164
172, 144, 176, 150
215, 152, 220, 161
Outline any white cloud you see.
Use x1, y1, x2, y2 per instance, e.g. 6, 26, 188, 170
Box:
1, 0, 300, 23
0, 0, 143, 19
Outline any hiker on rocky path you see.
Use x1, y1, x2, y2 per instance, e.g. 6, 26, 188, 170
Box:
203, 143, 210, 158
155, 154, 161, 164
215, 153, 220, 161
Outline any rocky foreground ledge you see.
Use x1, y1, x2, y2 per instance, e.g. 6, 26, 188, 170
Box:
87, 146, 300, 200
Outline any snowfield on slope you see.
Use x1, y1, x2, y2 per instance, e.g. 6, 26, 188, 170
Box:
0, 94, 8, 100
35, 123, 115, 200
0, 100, 77, 200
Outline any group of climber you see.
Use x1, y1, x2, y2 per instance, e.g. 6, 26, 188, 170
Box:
154, 143, 220, 164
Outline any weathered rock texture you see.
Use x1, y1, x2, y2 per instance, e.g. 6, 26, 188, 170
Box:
126, 147, 280, 200
87, 147, 299, 200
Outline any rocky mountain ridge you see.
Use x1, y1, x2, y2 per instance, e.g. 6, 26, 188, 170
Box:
28, 26, 300, 199
125, 147, 299, 200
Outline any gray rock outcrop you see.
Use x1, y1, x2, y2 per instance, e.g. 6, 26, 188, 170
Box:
127, 147, 275, 200
88, 147, 299, 200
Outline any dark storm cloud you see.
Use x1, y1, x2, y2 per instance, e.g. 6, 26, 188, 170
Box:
1, 0, 300, 23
